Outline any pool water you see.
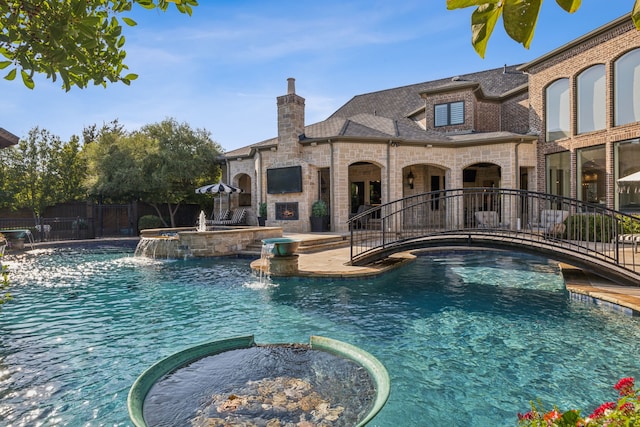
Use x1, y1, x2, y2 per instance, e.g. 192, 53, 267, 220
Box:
1, 247, 639, 426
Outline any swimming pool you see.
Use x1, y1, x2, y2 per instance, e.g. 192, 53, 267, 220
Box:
0, 246, 639, 426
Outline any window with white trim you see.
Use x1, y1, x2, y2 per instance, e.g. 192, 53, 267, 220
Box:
614, 48, 640, 126
577, 64, 606, 134
545, 78, 570, 141
434, 101, 464, 126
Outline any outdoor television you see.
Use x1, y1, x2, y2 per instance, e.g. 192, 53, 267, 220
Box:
267, 166, 303, 194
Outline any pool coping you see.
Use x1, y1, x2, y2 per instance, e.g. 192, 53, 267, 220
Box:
560, 263, 640, 315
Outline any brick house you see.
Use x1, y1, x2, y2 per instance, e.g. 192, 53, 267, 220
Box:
224, 69, 536, 232
224, 14, 640, 233
520, 15, 640, 214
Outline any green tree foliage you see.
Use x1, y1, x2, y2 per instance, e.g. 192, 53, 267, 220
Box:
447, 0, 640, 58
138, 118, 223, 227
83, 123, 151, 202
2, 128, 59, 218
0, 0, 198, 90
0, 127, 87, 218
84, 118, 223, 227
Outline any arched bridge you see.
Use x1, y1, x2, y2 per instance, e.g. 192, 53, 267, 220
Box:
347, 188, 640, 285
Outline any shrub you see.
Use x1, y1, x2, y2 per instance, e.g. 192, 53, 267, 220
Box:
311, 200, 328, 217
138, 215, 163, 231
259, 202, 267, 218
565, 214, 615, 243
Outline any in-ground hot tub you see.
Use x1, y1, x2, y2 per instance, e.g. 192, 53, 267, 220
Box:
128, 335, 389, 426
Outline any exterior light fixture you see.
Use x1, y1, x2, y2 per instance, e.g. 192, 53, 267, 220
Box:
407, 170, 415, 189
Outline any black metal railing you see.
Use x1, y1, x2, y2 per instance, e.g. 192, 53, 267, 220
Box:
0, 217, 96, 242
348, 188, 640, 284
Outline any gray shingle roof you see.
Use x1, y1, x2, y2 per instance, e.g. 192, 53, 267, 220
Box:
224, 64, 530, 157
329, 65, 527, 121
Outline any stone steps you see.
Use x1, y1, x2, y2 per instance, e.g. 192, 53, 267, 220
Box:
242, 234, 350, 257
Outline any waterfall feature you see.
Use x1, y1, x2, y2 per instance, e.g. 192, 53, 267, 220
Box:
134, 235, 188, 259
259, 242, 275, 283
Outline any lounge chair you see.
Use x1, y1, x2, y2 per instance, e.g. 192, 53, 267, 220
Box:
205, 210, 230, 226
529, 209, 570, 237
216, 208, 247, 226
617, 234, 640, 252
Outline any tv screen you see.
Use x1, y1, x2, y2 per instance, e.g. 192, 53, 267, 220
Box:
267, 166, 303, 194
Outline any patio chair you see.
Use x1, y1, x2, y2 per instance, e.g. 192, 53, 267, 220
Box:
216, 208, 247, 226
205, 209, 230, 226
529, 209, 569, 237
349, 205, 372, 230
617, 234, 640, 253
474, 211, 502, 229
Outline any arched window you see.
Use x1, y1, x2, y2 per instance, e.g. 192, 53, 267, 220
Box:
545, 78, 570, 141
577, 64, 606, 133
614, 48, 640, 126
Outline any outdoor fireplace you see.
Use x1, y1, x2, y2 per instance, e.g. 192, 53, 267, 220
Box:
275, 202, 299, 220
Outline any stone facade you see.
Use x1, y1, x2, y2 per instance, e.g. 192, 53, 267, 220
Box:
224, 15, 640, 233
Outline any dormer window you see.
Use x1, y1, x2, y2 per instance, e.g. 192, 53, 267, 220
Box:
435, 101, 464, 127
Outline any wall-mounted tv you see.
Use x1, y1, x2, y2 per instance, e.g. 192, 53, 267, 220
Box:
267, 166, 303, 194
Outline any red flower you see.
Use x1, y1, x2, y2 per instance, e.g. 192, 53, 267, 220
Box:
543, 409, 561, 422
620, 401, 635, 414
589, 401, 616, 418
517, 411, 536, 421
614, 377, 635, 396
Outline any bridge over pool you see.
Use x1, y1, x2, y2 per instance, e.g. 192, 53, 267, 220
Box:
347, 188, 640, 286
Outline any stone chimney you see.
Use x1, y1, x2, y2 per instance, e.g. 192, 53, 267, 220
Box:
277, 78, 305, 158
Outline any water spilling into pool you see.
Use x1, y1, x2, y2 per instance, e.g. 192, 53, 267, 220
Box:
1, 246, 640, 426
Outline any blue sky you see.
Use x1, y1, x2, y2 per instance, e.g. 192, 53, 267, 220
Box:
1, 1, 634, 152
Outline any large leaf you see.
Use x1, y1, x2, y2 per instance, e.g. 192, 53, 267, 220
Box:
503, 0, 542, 49
471, 3, 502, 58
447, 0, 499, 9
634, 0, 640, 30
4, 68, 16, 81
21, 70, 34, 89
556, 0, 581, 13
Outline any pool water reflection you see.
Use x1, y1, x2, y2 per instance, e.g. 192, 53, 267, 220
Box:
0, 247, 639, 426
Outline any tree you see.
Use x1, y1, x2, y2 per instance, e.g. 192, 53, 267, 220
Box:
0, 0, 198, 90
447, 0, 640, 58
3, 128, 60, 219
137, 118, 223, 227
84, 118, 223, 227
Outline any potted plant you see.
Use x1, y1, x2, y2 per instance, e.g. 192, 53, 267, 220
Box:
310, 200, 329, 232
258, 202, 267, 226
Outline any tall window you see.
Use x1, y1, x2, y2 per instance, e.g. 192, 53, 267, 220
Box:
434, 101, 464, 126
615, 139, 640, 212
577, 64, 606, 133
615, 48, 640, 126
546, 151, 570, 198
545, 78, 570, 141
577, 145, 606, 204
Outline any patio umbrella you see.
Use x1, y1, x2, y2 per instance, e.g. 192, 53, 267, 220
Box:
617, 171, 640, 194
195, 182, 243, 219
618, 171, 640, 183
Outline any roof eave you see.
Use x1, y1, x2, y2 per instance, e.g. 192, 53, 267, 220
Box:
519, 14, 631, 71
